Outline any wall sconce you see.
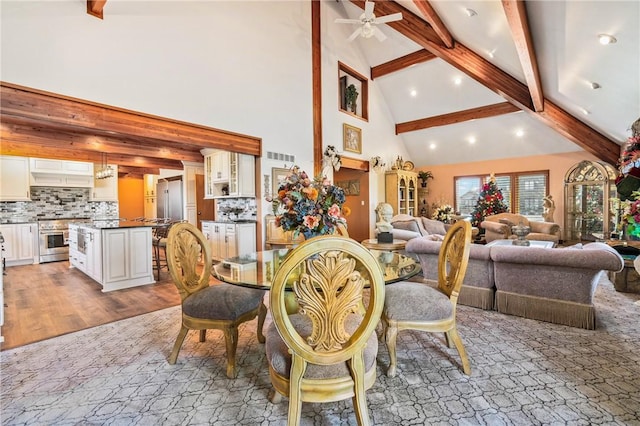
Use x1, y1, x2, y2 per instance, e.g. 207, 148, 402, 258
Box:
370, 156, 386, 173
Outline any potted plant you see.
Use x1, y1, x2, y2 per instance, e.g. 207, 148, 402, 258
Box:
418, 170, 434, 187
345, 84, 359, 113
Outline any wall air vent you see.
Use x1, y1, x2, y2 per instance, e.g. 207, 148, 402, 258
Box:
266, 151, 295, 164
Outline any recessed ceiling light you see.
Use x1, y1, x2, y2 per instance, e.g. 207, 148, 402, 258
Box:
598, 34, 617, 45
465, 8, 477, 17
515, 129, 524, 138
581, 107, 590, 115
453, 77, 462, 86
486, 49, 496, 58
429, 143, 436, 150
591, 82, 601, 89
410, 89, 417, 97
468, 136, 476, 144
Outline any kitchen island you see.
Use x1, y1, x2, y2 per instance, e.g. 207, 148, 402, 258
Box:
69, 220, 155, 292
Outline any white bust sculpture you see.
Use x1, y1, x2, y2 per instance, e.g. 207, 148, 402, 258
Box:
375, 202, 393, 234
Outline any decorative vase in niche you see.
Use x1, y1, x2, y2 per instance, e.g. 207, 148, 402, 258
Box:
511, 221, 531, 246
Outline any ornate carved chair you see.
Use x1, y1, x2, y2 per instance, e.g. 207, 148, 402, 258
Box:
265, 236, 385, 425
381, 220, 473, 377
166, 222, 267, 378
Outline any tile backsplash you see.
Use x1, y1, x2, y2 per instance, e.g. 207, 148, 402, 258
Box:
0, 187, 119, 222
216, 197, 257, 221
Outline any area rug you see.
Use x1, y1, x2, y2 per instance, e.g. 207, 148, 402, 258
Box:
2, 277, 639, 425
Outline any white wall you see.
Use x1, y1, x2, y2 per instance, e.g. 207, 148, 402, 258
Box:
1, 0, 408, 226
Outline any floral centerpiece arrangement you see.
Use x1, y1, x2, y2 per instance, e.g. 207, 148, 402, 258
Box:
431, 203, 454, 223
266, 167, 349, 239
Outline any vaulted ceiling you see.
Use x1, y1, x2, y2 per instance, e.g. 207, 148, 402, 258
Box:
337, 0, 638, 167
1, 1, 637, 174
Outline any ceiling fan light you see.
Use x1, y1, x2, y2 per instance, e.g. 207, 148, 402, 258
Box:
362, 22, 374, 38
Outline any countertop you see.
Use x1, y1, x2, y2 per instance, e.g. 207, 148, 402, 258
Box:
0, 220, 36, 225
201, 220, 257, 224
73, 220, 155, 230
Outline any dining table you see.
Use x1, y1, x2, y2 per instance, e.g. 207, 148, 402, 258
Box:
212, 248, 421, 290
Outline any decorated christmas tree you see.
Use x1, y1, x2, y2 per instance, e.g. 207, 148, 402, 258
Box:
470, 174, 509, 229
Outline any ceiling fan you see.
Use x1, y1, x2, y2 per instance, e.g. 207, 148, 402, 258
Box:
335, 1, 403, 42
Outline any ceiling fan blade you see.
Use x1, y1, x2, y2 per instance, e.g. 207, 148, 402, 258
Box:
364, 1, 375, 18
347, 27, 362, 42
334, 18, 362, 24
374, 12, 403, 24
373, 27, 387, 42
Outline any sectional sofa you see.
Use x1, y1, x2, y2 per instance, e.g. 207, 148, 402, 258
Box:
405, 239, 624, 329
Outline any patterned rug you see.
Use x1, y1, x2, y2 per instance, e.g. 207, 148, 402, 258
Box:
2, 277, 639, 425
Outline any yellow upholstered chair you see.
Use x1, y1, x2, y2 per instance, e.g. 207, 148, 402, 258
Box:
166, 222, 267, 378
382, 220, 472, 377
265, 236, 385, 425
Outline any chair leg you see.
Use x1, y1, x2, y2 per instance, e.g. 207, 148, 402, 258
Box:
168, 325, 189, 364
447, 327, 471, 375
288, 355, 307, 426
256, 300, 267, 344
349, 353, 371, 426
199, 329, 206, 342
268, 387, 283, 404
385, 321, 399, 378
223, 326, 239, 379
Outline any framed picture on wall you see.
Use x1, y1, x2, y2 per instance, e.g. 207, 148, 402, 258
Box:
343, 123, 362, 154
271, 167, 290, 195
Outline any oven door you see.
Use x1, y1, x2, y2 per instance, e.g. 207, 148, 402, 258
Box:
40, 230, 70, 262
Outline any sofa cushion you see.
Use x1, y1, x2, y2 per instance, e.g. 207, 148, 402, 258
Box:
384, 281, 452, 321
392, 219, 421, 234
420, 217, 447, 235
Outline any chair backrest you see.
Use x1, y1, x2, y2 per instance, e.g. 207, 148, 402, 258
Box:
438, 220, 472, 301
270, 236, 384, 366
166, 222, 212, 301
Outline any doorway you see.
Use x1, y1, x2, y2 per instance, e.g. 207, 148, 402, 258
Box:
333, 168, 369, 242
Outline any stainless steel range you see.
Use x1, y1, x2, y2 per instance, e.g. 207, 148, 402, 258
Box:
38, 218, 90, 263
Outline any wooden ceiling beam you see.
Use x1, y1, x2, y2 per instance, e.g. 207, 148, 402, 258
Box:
396, 102, 520, 134
412, 0, 453, 48
371, 49, 436, 80
1, 121, 204, 163
87, 0, 106, 19
502, 0, 544, 112
0, 142, 184, 170
118, 166, 161, 176
348, 1, 621, 165
1, 82, 262, 157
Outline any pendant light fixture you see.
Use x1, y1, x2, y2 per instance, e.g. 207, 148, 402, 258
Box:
96, 152, 114, 179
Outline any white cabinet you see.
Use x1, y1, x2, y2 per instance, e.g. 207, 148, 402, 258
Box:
228, 153, 255, 197
30, 158, 94, 188
183, 162, 204, 226
90, 165, 118, 201
202, 221, 256, 261
69, 224, 80, 269
0, 223, 37, 266
202, 150, 255, 199
0, 156, 31, 201
74, 225, 154, 292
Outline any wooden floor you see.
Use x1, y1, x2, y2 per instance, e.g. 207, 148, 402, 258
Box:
1, 261, 182, 350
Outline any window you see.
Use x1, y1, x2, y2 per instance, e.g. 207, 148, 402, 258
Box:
454, 171, 549, 219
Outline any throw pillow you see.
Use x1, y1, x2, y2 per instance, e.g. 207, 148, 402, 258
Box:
565, 243, 583, 249
391, 219, 421, 234
421, 217, 447, 235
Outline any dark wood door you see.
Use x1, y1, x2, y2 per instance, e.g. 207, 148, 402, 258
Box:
195, 174, 214, 231
333, 168, 369, 242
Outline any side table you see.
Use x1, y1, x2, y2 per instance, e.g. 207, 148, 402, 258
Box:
361, 238, 407, 251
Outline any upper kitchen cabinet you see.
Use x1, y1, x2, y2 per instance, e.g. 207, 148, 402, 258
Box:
29, 158, 94, 187
90, 164, 118, 201
203, 150, 255, 199
0, 156, 31, 201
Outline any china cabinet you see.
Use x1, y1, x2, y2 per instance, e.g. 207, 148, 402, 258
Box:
385, 170, 418, 216
564, 160, 618, 242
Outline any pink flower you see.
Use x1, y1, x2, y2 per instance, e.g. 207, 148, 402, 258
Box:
303, 215, 320, 230
328, 204, 341, 218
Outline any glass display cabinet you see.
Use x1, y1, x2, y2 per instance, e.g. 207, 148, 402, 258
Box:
564, 160, 618, 242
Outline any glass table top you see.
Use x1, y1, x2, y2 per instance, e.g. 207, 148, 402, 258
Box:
213, 248, 421, 290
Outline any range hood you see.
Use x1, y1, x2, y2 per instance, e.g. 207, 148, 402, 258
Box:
29, 158, 95, 188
